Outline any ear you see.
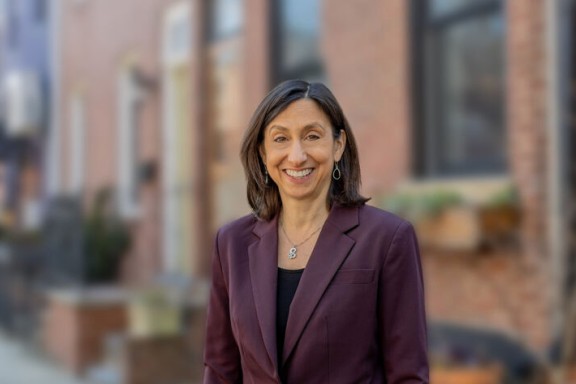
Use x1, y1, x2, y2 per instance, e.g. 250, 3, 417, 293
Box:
259, 145, 266, 165
334, 130, 347, 162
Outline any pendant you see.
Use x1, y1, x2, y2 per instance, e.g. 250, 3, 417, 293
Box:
288, 247, 297, 259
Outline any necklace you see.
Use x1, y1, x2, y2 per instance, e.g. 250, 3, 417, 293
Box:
280, 220, 323, 259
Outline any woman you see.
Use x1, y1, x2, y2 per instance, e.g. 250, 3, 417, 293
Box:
203, 80, 429, 383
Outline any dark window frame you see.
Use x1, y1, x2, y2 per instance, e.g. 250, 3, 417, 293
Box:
270, 0, 325, 85
34, 0, 46, 22
411, 0, 506, 178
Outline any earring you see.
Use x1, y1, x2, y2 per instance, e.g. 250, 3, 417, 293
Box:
264, 168, 269, 184
332, 162, 341, 181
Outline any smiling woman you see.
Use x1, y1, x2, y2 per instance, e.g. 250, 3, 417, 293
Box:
203, 80, 429, 384
260, 99, 346, 209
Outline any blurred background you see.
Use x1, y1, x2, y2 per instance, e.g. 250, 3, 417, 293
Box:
0, 0, 573, 383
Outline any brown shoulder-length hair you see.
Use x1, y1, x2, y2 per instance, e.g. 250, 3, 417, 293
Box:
240, 79, 369, 220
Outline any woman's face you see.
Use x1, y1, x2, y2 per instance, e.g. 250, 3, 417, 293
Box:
260, 99, 346, 206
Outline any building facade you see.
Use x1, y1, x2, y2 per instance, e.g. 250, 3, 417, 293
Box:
56, 0, 212, 284
0, 0, 50, 232
53, 0, 575, 363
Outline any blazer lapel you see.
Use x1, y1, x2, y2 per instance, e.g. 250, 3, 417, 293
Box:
248, 216, 280, 374
282, 205, 359, 364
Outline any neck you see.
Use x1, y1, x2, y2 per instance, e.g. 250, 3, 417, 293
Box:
280, 198, 330, 231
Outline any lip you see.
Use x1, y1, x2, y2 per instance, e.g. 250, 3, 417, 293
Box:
283, 168, 314, 183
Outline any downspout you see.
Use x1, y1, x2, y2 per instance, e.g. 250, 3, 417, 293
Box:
546, 0, 567, 365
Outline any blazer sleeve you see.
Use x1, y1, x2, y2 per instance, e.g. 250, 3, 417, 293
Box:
379, 221, 429, 383
203, 230, 243, 384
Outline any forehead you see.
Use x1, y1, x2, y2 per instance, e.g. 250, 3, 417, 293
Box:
266, 99, 330, 130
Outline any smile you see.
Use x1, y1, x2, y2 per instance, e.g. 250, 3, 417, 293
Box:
285, 169, 313, 178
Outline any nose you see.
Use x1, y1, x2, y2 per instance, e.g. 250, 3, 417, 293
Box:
287, 140, 307, 165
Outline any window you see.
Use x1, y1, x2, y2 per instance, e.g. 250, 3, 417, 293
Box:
208, 0, 243, 41
271, 0, 325, 83
207, 0, 244, 163
413, 0, 506, 177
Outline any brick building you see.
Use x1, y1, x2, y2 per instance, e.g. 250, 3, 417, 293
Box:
204, 0, 572, 354
55, 0, 211, 284
51, 0, 574, 374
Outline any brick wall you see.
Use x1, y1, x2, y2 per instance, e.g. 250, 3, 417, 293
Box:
424, 249, 551, 350
505, 0, 551, 349
507, 0, 549, 263
323, 0, 412, 198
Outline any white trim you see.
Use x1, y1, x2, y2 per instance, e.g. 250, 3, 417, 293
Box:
163, 1, 192, 66
117, 66, 141, 219
68, 94, 86, 194
161, 0, 193, 275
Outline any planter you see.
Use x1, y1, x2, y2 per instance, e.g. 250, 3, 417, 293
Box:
415, 204, 520, 252
42, 286, 128, 374
431, 365, 503, 384
415, 205, 479, 251
381, 180, 520, 252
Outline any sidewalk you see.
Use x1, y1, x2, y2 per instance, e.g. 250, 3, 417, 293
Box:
0, 331, 89, 384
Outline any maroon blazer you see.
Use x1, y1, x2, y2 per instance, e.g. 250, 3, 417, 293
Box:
203, 204, 429, 383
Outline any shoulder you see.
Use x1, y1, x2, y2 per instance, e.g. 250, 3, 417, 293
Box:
353, 205, 421, 266
211, 213, 261, 268
216, 213, 259, 243
357, 204, 412, 232
347, 204, 417, 249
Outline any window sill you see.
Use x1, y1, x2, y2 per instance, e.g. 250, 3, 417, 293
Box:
396, 175, 513, 205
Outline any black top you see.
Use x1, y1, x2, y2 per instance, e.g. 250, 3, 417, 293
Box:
276, 267, 304, 381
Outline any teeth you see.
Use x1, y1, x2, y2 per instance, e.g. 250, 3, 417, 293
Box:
286, 169, 312, 178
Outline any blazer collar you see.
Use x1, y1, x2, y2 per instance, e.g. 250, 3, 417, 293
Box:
249, 204, 360, 370
249, 215, 279, 374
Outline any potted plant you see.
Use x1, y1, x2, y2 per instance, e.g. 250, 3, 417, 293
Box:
478, 185, 521, 249
380, 189, 476, 251
84, 188, 131, 283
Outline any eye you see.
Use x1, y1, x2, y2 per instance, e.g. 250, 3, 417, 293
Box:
306, 133, 320, 141
273, 136, 288, 143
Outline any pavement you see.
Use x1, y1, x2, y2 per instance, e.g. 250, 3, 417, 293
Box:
0, 331, 89, 384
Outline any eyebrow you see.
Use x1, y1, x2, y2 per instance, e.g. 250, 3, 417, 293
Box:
267, 122, 327, 132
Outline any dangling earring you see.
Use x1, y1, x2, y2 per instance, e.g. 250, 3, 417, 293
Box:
264, 168, 269, 185
332, 161, 341, 180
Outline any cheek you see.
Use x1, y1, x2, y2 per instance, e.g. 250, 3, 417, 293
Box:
264, 150, 281, 166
